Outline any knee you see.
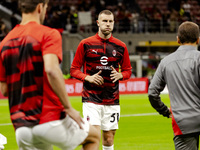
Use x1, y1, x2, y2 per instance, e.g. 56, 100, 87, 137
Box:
85, 125, 101, 144
103, 130, 115, 146
15, 127, 33, 147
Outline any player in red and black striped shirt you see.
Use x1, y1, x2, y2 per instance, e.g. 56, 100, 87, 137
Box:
70, 10, 132, 150
0, 0, 100, 149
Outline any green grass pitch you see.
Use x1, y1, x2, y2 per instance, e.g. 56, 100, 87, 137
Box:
0, 94, 175, 150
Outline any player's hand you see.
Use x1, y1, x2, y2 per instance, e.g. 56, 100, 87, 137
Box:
64, 107, 84, 129
168, 108, 172, 118
110, 66, 123, 83
85, 70, 104, 85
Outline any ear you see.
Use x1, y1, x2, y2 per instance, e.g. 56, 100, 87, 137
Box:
196, 37, 199, 44
37, 3, 43, 14
96, 20, 99, 27
177, 36, 181, 44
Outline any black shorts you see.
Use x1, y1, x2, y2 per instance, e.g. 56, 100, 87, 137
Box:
174, 133, 199, 150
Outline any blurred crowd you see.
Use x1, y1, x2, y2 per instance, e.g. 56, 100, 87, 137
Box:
0, 0, 200, 35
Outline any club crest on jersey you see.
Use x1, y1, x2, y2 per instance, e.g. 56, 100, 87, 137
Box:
112, 50, 116, 56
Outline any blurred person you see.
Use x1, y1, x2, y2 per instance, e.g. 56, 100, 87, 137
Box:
70, 10, 132, 150
0, 19, 8, 41
182, 0, 191, 21
131, 10, 139, 33
10, 13, 19, 29
169, 9, 179, 32
148, 21, 200, 150
0, 0, 100, 149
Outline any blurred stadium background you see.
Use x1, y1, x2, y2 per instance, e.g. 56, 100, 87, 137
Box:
0, 0, 200, 149
1, 0, 200, 79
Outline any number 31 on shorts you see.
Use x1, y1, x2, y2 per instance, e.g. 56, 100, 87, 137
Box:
110, 113, 119, 123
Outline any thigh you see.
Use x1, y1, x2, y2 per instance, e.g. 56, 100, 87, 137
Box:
173, 133, 199, 150
15, 126, 52, 150
82, 102, 101, 126
101, 105, 120, 131
33, 115, 89, 150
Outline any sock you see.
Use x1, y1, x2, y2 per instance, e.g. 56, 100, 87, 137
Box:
102, 145, 114, 150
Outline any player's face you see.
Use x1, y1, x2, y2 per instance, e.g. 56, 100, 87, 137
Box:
40, 3, 48, 24
97, 14, 114, 36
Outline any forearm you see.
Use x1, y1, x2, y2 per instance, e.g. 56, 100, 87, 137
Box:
121, 70, 132, 80
46, 66, 72, 109
70, 67, 87, 81
148, 94, 170, 118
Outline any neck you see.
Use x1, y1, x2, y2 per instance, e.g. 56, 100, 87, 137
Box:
20, 13, 40, 25
98, 31, 111, 39
181, 43, 198, 47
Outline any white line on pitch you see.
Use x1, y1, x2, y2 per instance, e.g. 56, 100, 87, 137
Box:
0, 113, 159, 126
0, 123, 12, 126
0, 104, 8, 106
121, 112, 158, 117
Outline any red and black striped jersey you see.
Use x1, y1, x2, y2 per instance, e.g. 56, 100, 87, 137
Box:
0, 22, 64, 129
70, 33, 132, 105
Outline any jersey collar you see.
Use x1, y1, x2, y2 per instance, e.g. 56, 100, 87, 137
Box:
95, 33, 113, 42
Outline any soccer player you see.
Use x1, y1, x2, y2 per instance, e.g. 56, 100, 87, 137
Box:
70, 10, 132, 150
148, 21, 200, 150
0, 0, 100, 149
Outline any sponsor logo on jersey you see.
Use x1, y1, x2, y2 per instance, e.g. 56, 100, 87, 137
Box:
100, 56, 108, 65
96, 66, 111, 70
92, 49, 98, 54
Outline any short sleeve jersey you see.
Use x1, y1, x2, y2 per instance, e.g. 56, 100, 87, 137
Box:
0, 22, 64, 129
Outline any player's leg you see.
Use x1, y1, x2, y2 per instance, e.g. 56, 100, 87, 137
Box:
15, 126, 52, 150
101, 105, 120, 150
173, 133, 199, 150
82, 103, 102, 149
102, 130, 116, 150
33, 115, 100, 150
81, 125, 101, 150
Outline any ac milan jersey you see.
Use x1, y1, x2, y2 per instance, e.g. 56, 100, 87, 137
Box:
70, 33, 132, 105
0, 22, 64, 129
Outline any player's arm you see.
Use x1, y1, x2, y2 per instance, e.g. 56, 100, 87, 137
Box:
148, 63, 171, 118
70, 41, 87, 81
0, 82, 8, 97
43, 53, 84, 128
119, 46, 132, 80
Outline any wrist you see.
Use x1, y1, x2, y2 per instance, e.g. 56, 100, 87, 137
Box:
84, 75, 90, 82
120, 73, 123, 80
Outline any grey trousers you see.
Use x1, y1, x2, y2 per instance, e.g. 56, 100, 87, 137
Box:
174, 133, 199, 150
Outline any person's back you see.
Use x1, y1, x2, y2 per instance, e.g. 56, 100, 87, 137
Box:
0, 22, 64, 129
157, 45, 200, 134
148, 21, 200, 150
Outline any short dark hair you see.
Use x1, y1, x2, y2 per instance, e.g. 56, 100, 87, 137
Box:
18, 0, 49, 13
98, 10, 114, 19
178, 21, 199, 44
